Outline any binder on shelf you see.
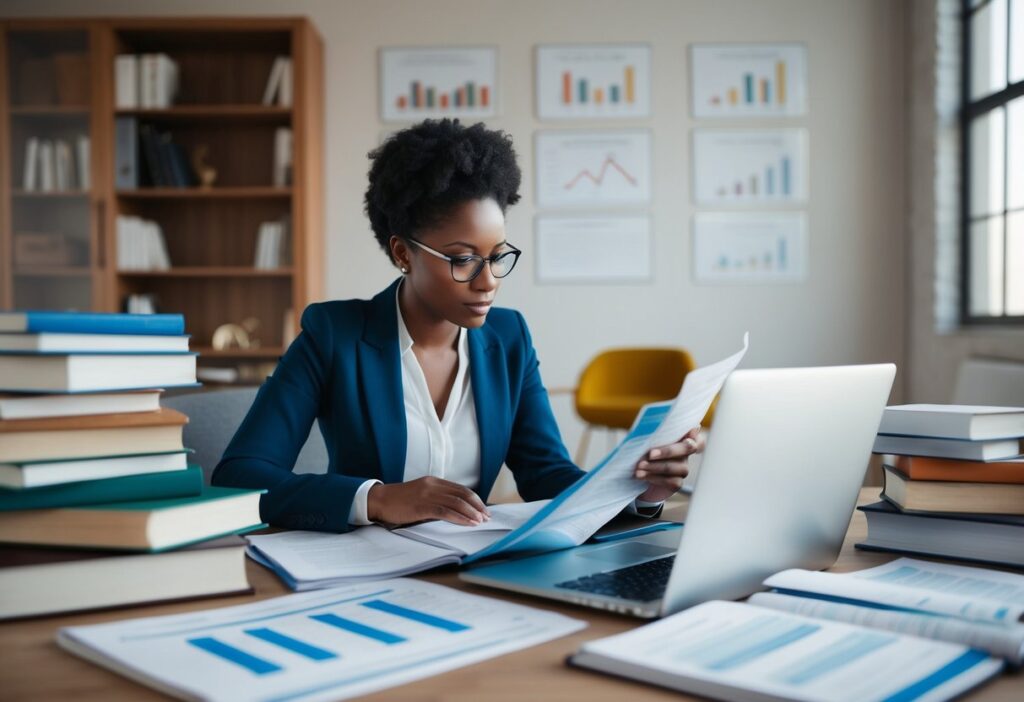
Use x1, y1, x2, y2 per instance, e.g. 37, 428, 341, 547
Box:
114, 117, 138, 189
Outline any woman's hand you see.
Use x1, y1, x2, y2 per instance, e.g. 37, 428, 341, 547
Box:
366, 476, 491, 527
634, 425, 705, 503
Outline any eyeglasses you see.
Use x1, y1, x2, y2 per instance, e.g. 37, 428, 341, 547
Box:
407, 237, 521, 283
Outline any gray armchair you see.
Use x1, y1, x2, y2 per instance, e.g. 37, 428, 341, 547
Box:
162, 387, 328, 484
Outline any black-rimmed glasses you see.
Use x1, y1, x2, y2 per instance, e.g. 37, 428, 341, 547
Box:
407, 237, 521, 282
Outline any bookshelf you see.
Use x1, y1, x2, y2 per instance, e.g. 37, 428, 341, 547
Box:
0, 18, 325, 382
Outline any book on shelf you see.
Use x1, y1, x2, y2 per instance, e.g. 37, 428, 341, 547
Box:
273, 126, 293, 186
254, 218, 291, 269
881, 465, 1024, 515
0, 534, 251, 621
0, 450, 190, 491
0, 331, 189, 354
20, 137, 88, 192
0, 462, 199, 509
114, 116, 138, 189
890, 454, 1024, 483
38, 140, 55, 191
114, 54, 138, 109
570, 558, 1020, 702
857, 500, 1024, 567
0, 485, 265, 551
137, 53, 178, 109
0, 389, 162, 420
76, 135, 90, 190
880, 404, 1024, 441
0, 353, 197, 393
0, 408, 187, 463
116, 215, 171, 271
0, 311, 184, 336
262, 56, 292, 107
22, 137, 38, 190
125, 294, 158, 315
873, 433, 1023, 461
54, 140, 72, 190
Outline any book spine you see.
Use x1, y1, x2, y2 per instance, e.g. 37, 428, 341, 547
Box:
115, 54, 138, 109
115, 117, 138, 190
20, 312, 185, 336
0, 466, 202, 511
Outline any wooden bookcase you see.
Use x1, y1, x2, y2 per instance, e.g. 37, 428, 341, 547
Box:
0, 17, 324, 381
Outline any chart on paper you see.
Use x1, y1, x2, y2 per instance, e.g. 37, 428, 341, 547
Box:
692, 129, 807, 205
536, 44, 651, 119
58, 580, 585, 702
536, 215, 652, 282
535, 130, 651, 207
380, 47, 497, 121
693, 212, 807, 283
690, 44, 807, 118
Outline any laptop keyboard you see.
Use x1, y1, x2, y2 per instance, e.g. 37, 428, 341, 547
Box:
555, 556, 675, 603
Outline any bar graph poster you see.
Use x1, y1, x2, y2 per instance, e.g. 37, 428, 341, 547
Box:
690, 44, 807, 118
693, 212, 807, 283
380, 47, 497, 122
536, 215, 651, 282
692, 129, 807, 205
536, 44, 651, 120
535, 130, 651, 207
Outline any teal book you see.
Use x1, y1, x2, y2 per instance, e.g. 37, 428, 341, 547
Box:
0, 484, 265, 551
0, 465, 202, 511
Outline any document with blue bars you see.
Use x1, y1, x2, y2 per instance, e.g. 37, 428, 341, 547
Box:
56, 579, 586, 702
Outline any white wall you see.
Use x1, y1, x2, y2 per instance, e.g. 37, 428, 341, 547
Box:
2, 0, 910, 462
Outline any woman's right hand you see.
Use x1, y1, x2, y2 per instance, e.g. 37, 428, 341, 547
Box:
366, 477, 491, 526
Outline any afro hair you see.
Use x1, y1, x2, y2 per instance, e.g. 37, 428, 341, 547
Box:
364, 119, 522, 261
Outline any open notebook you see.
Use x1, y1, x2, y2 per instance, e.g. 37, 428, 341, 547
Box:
247, 334, 749, 591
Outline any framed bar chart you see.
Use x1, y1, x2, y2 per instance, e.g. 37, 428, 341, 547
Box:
693, 212, 807, 283
535, 215, 652, 282
380, 47, 498, 122
535, 130, 652, 207
692, 129, 808, 205
536, 44, 651, 120
690, 44, 807, 118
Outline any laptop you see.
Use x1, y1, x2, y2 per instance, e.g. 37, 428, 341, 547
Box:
460, 363, 896, 618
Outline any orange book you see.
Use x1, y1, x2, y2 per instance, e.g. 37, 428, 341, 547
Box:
893, 454, 1024, 484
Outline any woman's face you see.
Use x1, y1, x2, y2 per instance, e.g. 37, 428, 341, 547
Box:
393, 197, 514, 329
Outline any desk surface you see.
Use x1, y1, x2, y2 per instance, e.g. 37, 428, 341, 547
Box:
2, 488, 1022, 702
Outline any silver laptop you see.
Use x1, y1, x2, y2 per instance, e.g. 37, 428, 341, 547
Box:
460, 363, 896, 618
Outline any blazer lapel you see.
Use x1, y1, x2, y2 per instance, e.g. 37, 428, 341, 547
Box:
469, 324, 508, 500
358, 278, 406, 485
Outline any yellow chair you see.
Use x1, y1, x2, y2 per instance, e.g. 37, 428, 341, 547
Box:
571, 348, 716, 466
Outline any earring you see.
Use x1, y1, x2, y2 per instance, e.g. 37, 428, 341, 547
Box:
400, 266, 409, 274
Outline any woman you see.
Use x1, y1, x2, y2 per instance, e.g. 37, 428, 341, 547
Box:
213, 119, 701, 532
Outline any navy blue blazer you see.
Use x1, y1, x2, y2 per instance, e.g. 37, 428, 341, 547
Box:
212, 278, 585, 532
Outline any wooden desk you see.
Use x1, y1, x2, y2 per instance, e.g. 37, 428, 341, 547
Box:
2, 488, 1022, 701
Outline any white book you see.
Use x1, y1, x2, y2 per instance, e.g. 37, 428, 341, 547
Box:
0, 389, 162, 421
140, 54, 156, 108
76, 135, 90, 190
114, 54, 138, 108
0, 450, 189, 489
278, 57, 293, 107
880, 403, 1024, 440
115, 215, 134, 270
267, 223, 282, 268
873, 433, 1024, 461
273, 127, 292, 186
261, 56, 285, 105
54, 140, 72, 191
0, 353, 197, 393
22, 137, 39, 191
0, 332, 189, 354
153, 54, 177, 108
254, 222, 270, 268
570, 600, 1003, 702
38, 141, 55, 192
147, 222, 171, 270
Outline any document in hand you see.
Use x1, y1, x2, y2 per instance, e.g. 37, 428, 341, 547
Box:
569, 600, 1003, 702
57, 578, 586, 702
247, 333, 749, 590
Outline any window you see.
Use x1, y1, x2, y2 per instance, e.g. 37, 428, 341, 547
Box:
962, 0, 1024, 323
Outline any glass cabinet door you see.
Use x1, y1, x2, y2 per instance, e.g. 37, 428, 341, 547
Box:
3, 26, 97, 312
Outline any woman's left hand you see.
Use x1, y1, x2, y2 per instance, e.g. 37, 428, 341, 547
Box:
634, 425, 705, 503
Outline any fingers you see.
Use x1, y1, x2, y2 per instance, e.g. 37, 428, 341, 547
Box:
431, 493, 490, 525
445, 483, 490, 518
635, 459, 689, 480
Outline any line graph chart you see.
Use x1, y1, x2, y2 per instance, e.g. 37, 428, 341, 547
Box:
536, 130, 651, 207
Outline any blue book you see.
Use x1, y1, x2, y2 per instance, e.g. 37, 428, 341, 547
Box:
0, 312, 184, 336
0, 465, 202, 511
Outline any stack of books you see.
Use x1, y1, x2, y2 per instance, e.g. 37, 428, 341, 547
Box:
0, 311, 265, 620
860, 404, 1024, 567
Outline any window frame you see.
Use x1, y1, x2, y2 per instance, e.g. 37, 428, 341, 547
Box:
960, 0, 1024, 325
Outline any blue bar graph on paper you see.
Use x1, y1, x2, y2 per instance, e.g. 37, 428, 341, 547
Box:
776, 632, 896, 685
778, 238, 787, 270
676, 617, 820, 671
781, 157, 791, 195
310, 613, 406, 645
883, 650, 993, 702
187, 637, 282, 675
244, 628, 337, 661
766, 167, 775, 195
744, 74, 754, 103
362, 600, 471, 632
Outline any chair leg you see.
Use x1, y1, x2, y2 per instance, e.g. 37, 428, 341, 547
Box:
575, 425, 593, 467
